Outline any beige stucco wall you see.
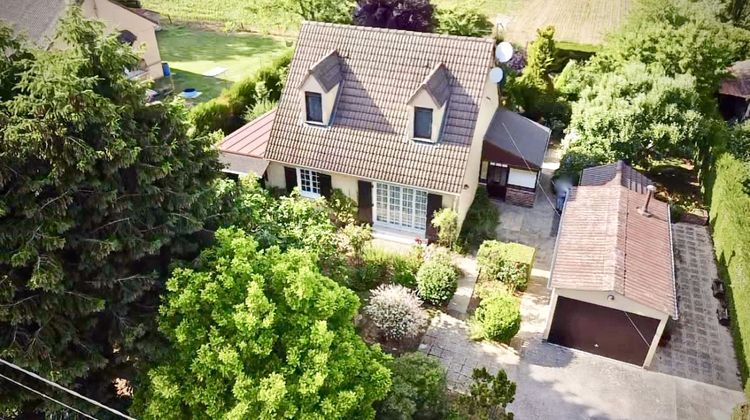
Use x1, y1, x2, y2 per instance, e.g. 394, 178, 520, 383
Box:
508, 167, 537, 189
266, 161, 457, 236
82, 0, 163, 79
543, 288, 669, 367
299, 76, 340, 125
406, 89, 446, 143
456, 74, 498, 226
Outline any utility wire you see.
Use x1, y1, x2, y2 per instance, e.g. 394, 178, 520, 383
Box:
500, 122, 560, 212
0, 372, 97, 420
0, 358, 135, 420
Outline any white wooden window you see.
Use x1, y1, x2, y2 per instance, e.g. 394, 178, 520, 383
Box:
375, 183, 428, 231
297, 168, 321, 198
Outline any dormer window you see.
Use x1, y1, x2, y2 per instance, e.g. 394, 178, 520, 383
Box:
407, 64, 451, 143
414, 107, 433, 139
305, 92, 323, 123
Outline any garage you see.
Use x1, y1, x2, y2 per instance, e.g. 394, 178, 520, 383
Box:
547, 296, 660, 365
543, 162, 678, 368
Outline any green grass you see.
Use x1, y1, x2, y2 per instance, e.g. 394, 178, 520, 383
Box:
155, 26, 289, 103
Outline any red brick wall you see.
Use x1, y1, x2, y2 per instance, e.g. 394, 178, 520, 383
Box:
506, 185, 535, 207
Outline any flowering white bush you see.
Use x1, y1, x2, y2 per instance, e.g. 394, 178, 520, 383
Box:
365, 284, 427, 340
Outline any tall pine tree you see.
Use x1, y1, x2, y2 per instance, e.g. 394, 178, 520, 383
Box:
0, 8, 220, 415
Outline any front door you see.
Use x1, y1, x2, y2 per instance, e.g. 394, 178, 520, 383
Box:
486, 164, 509, 199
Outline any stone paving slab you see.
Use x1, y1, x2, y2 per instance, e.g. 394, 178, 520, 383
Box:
446, 256, 479, 319
651, 223, 742, 390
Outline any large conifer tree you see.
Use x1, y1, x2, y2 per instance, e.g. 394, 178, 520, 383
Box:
0, 9, 220, 415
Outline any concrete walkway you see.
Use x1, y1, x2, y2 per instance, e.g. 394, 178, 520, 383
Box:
446, 256, 479, 319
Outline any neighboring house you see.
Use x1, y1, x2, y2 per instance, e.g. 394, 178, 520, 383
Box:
543, 161, 677, 368
0, 0, 164, 79
719, 59, 750, 122
219, 22, 550, 241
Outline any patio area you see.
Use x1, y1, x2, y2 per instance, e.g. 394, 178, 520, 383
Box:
651, 223, 742, 390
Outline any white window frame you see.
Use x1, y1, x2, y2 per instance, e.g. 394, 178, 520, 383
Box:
372, 183, 429, 233
297, 168, 322, 198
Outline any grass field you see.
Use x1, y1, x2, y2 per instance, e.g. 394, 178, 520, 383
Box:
143, 0, 299, 34
156, 26, 289, 102
502, 0, 632, 45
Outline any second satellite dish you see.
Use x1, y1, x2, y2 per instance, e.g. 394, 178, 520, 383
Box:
489, 67, 504, 83
495, 41, 514, 63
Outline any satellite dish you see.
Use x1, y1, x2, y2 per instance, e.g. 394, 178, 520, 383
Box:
495, 41, 514, 63
489, 67, 504, 83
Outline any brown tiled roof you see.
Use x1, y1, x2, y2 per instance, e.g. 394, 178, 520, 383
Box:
299, 50, 343, 92
551, 161, 677, 318
410, 64, 451, 107
720, 59, 750, 98
264, 22, 495, 194
218, 109, 274, 176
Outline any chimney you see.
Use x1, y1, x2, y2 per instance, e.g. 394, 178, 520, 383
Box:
639, 184, 657, 217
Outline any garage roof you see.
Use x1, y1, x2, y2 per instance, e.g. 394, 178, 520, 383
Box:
550, 161, 677, 318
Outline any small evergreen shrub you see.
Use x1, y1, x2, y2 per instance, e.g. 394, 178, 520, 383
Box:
376, 353, 449, 420
477, 240, 535, 291
416, 258, 458, 304
470, 290, 521, 342
431, 208, 459, 250
452, 367, 516, 419
366, 284, 428, 340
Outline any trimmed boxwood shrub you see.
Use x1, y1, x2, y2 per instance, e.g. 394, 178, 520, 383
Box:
416, 259, 458, 304
477, 240, 535, 291
375, 352, 449, 420
470, 290, 521, 342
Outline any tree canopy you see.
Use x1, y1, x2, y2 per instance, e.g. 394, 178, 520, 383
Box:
134, 228, 392, 419
353, 0, 434, 32
0, 9, 220, 415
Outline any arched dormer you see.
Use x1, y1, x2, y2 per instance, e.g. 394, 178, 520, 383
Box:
407, 64, 450, 143
298, 50, 342, 126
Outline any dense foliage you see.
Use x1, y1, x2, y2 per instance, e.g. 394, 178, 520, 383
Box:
350, 246, 422, 290
134, 228, 391, 418
477, 241, 535, 291
453, 368, 516, 419
376, 353, 449, 420
433, 3, 493, 37
470, 288, 521, 342
703, 123, 750, 392
0, 12, 220, 415
557, 0, 750, 178
191, 49, 293, 135
416, 259, 458, 304
354, 0, 434, 32
366, 284, 428, 340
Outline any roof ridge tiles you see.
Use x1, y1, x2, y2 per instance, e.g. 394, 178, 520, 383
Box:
300, 20, 496, 45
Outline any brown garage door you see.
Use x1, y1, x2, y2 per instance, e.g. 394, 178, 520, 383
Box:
548, 296, 660, 365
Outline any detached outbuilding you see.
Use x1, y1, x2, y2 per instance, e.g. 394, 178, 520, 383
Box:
543, 161, 678, 367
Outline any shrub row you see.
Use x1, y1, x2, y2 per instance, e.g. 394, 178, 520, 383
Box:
477, 240, 535, 291
703, 143, 750, 391
190, 48, 294, 135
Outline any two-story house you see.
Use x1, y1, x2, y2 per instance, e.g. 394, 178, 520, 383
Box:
219, 22, 551, 241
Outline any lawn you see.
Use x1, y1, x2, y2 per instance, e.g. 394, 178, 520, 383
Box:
155, 26, 290, 103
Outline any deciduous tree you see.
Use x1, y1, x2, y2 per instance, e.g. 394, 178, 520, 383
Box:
134, 228, 392, 419
354, 0, 434, 32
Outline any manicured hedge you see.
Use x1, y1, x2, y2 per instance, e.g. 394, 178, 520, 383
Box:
190, 48, 293, 135
704, 148, 750, 392
476, 240, 536, 291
